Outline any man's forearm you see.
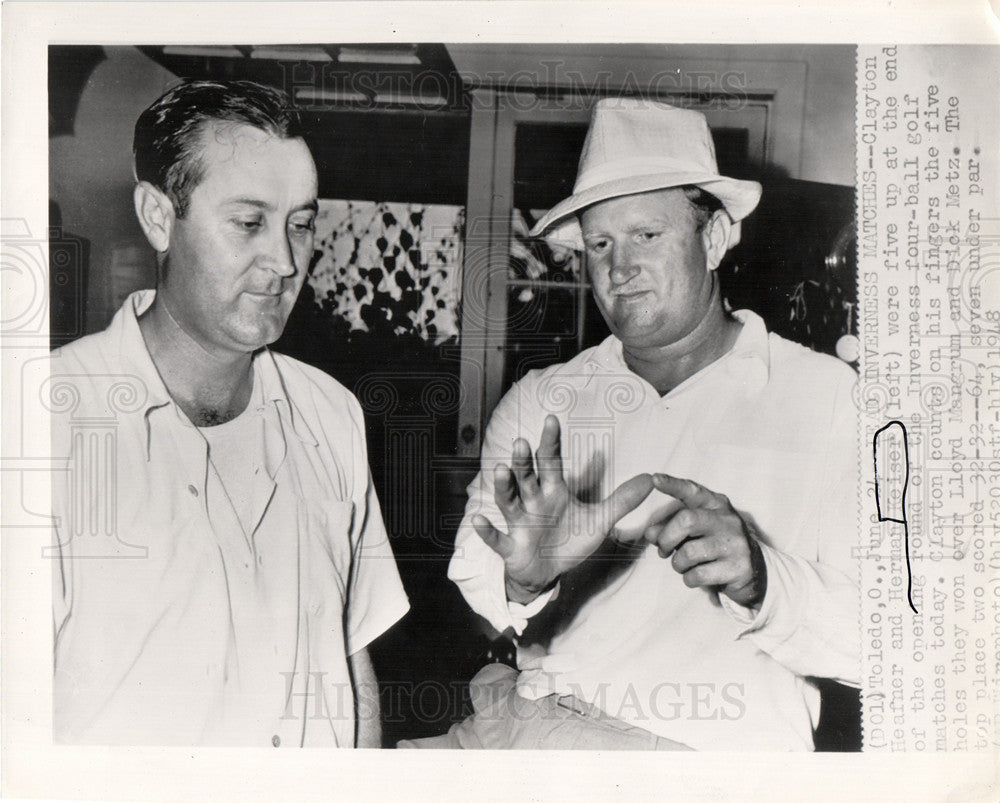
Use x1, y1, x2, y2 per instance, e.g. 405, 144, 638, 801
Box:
349, 647, 382, 748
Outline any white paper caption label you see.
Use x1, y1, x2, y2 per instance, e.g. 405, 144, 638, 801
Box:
857, 44, 1000, 752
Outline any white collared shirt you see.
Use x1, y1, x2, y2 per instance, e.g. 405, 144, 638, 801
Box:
51, 290, 409, 746
449, 310, 860, 750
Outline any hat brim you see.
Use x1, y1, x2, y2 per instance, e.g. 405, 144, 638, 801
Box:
529, 173, 762, 251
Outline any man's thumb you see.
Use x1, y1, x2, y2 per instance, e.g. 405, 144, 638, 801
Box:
603, 473, 654, 527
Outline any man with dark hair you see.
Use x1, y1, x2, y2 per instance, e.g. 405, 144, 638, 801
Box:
51, 80, 408, 746
132, 80, 303, 219
403, 99, 858, 750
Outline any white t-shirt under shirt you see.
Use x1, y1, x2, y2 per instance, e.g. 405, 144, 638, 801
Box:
198, 382, 284, 738
200, 395, 263, 542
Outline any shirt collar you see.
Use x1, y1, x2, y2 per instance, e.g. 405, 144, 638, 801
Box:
111, 290, 318, 455
727, 309, 772, 376
252, 347, 319, 447
110, 290, 173, 420
584, 308, 772, 392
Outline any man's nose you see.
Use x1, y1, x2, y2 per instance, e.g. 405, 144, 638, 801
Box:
608, 243, 640, 286
261, 227, 297, 277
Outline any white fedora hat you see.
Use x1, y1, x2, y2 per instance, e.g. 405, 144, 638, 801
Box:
530, 99, 762, 250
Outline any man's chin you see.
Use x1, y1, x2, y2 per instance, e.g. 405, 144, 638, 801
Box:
612, 321, 659, 346
227, 320, 287, 353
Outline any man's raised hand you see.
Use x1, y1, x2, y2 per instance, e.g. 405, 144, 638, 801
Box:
644, 473, 767, 608
472, 415, 653, 604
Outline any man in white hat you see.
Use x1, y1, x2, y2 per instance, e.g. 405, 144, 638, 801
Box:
403, 99, 859, 750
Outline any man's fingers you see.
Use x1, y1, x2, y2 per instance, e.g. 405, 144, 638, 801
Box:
602, 473, 654, 530
680, 561, 733, 589
494, 464, 516, 504
641, 521, 666, 546
648, 507, 716, 555
534, 415, 565, 490
671, 535, 721, 573
493, 464, 523, 517
472, 514, 513, 559
652, 473, 726, 510
509, 438, 540, 498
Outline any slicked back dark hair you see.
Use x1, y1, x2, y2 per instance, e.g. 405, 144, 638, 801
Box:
133, 80, 304, 218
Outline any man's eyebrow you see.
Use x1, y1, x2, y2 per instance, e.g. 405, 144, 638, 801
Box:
222, 197, 273, 210
221, 198, 318, 213
624, 217, 670, 230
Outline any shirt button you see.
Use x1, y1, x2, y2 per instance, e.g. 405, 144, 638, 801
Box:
187, 484, 199, 497
271, 734, 281, 747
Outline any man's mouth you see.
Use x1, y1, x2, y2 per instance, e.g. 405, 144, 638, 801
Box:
246, 288, 283, 299
614, 288, 651, 301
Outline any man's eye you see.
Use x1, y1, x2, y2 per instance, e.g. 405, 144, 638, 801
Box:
586, 239, 609, 253
234, 218, 262, 231
289, 218, 316, 235
638, 230, 662, 242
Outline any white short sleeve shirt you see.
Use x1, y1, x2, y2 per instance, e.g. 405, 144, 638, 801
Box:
51, 291, 409, 747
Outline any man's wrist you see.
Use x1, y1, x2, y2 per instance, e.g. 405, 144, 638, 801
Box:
726, 532, 768, 608
505, 571, 554, 605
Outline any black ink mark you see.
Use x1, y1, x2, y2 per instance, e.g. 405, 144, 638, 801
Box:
873, 420, 918, 614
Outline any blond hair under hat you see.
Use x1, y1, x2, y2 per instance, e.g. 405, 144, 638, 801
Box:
530, 99, 762, 250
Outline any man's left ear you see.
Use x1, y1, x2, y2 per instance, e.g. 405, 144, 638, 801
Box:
134, 181, 176, 254
702, 210, 733, 272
